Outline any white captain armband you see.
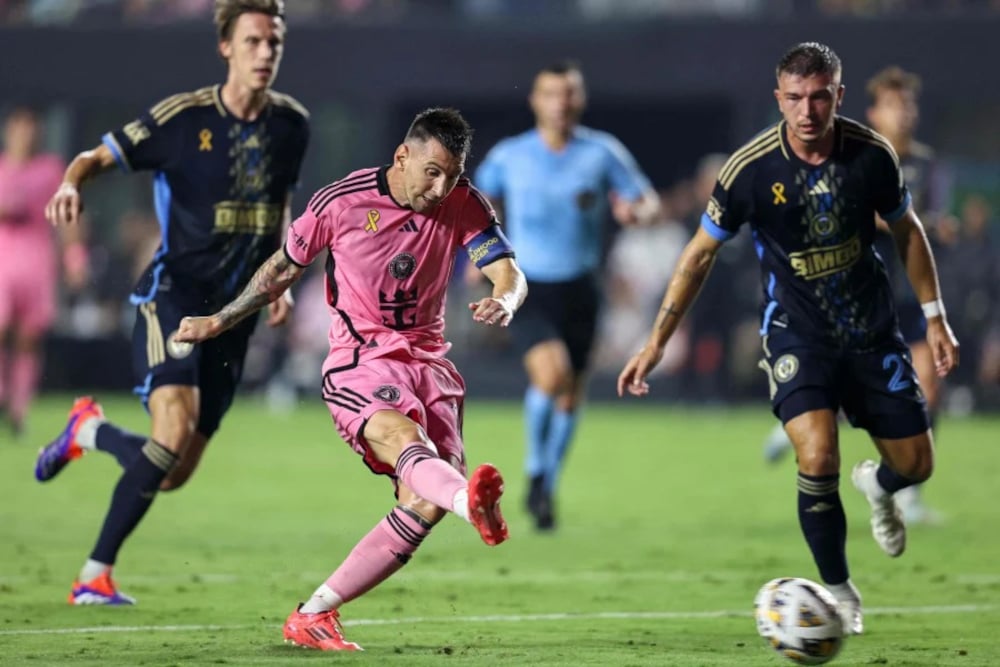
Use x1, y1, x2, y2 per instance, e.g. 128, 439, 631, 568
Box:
466, 224, 515, 269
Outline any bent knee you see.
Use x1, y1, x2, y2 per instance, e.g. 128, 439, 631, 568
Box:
795, 446, 840, 476
901, 457, 933, 484
403, 498, 447, 525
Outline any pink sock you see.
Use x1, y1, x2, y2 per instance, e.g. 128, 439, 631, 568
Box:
394, 442, 467, 513
326, 507, 431, 604
8, 350, 39, 423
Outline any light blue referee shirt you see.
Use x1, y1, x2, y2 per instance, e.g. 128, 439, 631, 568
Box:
474, 126, 652, 282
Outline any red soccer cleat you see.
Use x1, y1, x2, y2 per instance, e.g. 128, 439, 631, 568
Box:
283, 605, 363, 651
468, 463, 509, 546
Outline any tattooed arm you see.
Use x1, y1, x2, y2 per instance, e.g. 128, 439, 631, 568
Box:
617, 226, 723, 397
174, 248, 306, 343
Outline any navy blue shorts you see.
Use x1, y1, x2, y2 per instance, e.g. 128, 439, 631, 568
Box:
131, 288, 256, 438
510, 273, 600, 372
759, 326, 929, 439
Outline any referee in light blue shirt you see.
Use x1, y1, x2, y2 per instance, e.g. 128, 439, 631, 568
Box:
475, 61, 660, 531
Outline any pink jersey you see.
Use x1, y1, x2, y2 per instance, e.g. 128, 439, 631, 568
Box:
0, 153, 64, 242
284, 166, 496, 366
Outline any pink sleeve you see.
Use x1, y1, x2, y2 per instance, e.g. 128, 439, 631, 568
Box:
458, 185, 498, 246
284, 204, 334, 267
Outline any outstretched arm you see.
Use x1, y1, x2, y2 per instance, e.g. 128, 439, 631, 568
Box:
468, 257, 527, 327
175, 248, 306, 343
891, 207, 960, 376
617, 226, 723, 396
45, 143, 116, 226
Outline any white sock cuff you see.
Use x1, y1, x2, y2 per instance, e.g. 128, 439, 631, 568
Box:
76, 417, 106, 451
452, 488, 470, 522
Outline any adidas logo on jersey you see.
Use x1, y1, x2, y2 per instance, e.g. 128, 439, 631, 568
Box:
398, 219, 419, 232
807, 180, 831, 196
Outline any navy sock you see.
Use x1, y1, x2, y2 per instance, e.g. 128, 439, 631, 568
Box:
95, 423, 147, 469
876, 463, 916, 495
797, 472, 848, 585
90, 440, 177, 565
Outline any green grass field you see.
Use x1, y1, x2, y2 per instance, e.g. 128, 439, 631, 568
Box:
2, 396, 998, 666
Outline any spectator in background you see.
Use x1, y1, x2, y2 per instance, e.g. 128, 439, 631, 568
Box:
0, 106, 86, 437
948, 194, 997, 387
596, 189, 689, 377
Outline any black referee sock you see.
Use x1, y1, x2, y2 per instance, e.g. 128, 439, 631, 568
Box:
90, 440, 177, 565
797, 472, 849, 585
95, 422, 147, 469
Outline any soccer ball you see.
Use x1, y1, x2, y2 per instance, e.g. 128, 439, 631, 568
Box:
754, 577, 845, 665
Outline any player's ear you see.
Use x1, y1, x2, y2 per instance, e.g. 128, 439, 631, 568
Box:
219, 39, 232, 61
836, 84, 846, 110
395, 143, 409, 170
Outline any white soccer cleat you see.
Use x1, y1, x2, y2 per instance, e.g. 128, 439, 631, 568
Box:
827, 580, 864, 636
852, 460, 906, 557
837, 597, 863, 636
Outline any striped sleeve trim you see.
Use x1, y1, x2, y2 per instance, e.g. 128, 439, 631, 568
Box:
717, 126, 781, 190
308, 170, 380, 216
150, 86, 216, 126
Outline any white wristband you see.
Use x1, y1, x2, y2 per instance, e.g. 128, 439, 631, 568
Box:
921, 299, 945, 320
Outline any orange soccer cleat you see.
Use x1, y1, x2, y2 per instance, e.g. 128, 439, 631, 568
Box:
68, 571, 135, 606
35, 397, 104, 482
283, 605, 363, 651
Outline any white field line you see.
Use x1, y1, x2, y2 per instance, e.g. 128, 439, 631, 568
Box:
0, 604, 997, 637
3, 569, 998, 586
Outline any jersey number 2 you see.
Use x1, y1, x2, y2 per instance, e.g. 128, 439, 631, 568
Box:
882, 353, 912, 392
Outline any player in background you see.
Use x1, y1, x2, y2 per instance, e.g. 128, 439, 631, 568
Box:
35, 0, 309, 605
0, 106, 87, 438
618, 43, 959, 635
763, 67, 945, 523
176, 107, 525, 651
474, 61, 660, 530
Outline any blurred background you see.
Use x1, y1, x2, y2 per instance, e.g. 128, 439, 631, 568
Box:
2, 0, 998, 420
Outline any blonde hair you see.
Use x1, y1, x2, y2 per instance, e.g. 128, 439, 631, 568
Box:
214, 0, 285, 41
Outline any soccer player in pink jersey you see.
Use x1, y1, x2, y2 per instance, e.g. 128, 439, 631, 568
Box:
176, 107, 526, 651
0, 106, 85, 437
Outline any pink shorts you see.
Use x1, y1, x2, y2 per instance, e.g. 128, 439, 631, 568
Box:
321, 353, 467, 478
0, 240, 56, 335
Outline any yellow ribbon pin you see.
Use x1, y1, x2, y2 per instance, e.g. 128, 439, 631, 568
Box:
198, 129, 213, 151
365, 209, 380, 233
772, 182, 787, 205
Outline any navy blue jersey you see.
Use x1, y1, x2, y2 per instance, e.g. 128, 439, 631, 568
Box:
700, 117, 912, 349
103, 84, 310, 308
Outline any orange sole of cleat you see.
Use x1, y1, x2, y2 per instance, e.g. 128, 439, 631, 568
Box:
469, 464, 509, 546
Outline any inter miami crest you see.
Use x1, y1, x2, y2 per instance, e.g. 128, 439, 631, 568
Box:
373, 385, 401, 403
388, 252, 416, 280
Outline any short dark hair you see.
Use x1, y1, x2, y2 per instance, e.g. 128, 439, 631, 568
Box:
776, 42, 842, 80
214, 0, 285, 41
866, 65, 922, 103
538, 60, 583, 78
405, 108, 473, 160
